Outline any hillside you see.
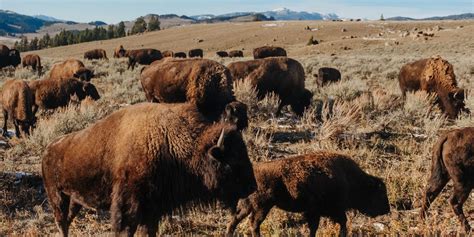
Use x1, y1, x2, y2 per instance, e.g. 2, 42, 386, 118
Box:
0, 10, 51, 34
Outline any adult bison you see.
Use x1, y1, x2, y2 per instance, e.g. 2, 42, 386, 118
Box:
127, 48, 163, 70
216, 51, 229, 57
174, 52, 187, 58
113, 45, 126, 58
49, 59, 95, 82
84, 49, 108, 60
399, 56, 468, 119
188, 48, 203, 58
22, 54, 43, 76
229, 50, 244, 58
253, 46, 287, 59
228, 57, 313, 116
0, 80, 36, 138
420, 127, 474, 233
42, 102, 257, 236
226, 151, 390, 237
0, 44, 21, 69
315, 67, 341, 87
140, 58, 235, 120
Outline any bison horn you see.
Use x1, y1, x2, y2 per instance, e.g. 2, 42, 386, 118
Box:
217, 128, 225, 148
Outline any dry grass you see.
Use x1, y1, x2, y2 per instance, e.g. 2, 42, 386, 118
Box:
1, 20, 473, 236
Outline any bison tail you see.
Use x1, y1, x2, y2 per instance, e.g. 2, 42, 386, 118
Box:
430, 133, 449, 182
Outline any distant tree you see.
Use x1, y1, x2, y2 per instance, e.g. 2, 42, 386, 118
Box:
19, 36, 29, 51
131, 17, 147, 34
116, 21, 126, 37
148, 15, 161, 31
29, 37, 39, 51
380, 14, 385, 21
107, 25, 116, 39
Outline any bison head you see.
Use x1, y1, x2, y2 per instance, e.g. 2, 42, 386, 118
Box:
83, 83, 101, 101
291, 89, 313, 116
8, 49, 21, 67
221, 101, 249, 131
200, 126, 257, 208
357, 175, 390, 217
73, 68, 95, 82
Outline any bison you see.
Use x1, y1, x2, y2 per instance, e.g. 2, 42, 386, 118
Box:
174, 52, 187, 58
253, 46, 287, 59
399, 56, 469, 119
226, 152, 390, 237
127, 48, 163, 70
28, 78, 100, 115
42, 102, 257, 236
228, 57, 313, 116
84, 49, 108, 60
315, 67, 341, 87
49, 59, 95, 82
420, 127, 474, 233
0, 44, 21, 69
162, 50, 174, 58
22, 54, 43, 76
0, 80, 35, 138
188, 48, 204, 58
216, 51, 229, 57
140, 58, 235, 120
113, 45, 127, 58
229, 50, 244, 58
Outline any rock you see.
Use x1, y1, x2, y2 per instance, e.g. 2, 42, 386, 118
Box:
341, 28, 347, 32
373, 223, 386, 232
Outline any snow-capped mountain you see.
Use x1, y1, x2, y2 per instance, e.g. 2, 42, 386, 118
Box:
262, 7, 339, 20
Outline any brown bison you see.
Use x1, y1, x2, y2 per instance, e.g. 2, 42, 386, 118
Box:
0, 80, 35, 138
0, 44, 21, 69
162, 50, 174, 58
216, 51, 229, 57
84, 49, 108, 60
49, 59, 95, 82
113, 45, 127, 58
22, 54, 43, 76
127, 48, 163, 70
28, 78, 100, 115
174, 52, 187, 58
42, 102, 257, 236
229, 50, 244, 58
253, 46, 287, 59
226, 152, 390, 237
420, 127, 474, 233
188, 48, 204, 58
315, 67, 341, 87
228, 57, 313, 116
140, 58, 235, 119
399, 56, 469, 119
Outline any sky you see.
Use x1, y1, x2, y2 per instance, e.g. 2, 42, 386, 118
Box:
0, 0, 472, 24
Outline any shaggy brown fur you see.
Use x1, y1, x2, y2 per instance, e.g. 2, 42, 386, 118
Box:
113, 45, 126, 58
0, 44, 21, 69
315, 67, 341, 87
22, 54, 43, 76
162, 50, 174, 57
229, 50, 244, 58
0, 79, 35, 138
398, 56, 468, 119
420, 127, 474, 233
228, 57, 313, 116
83, 49, 108, 60
226, 152, 390, 237
216, 51, 229, 57
49, 59, 95, 82
140, 58, 235, 120
174, 52, 187, 58
188, 48, 204, 58
126, 48, 163, 70
252, 46, 287, 59
28, 78, 100, 115
42, 102, 257, 236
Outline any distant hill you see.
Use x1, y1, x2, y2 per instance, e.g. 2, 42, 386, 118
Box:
0, 10, 52, 34
387, 13, 474, 21
262, 8, 338, 20
33, 15, 67, 22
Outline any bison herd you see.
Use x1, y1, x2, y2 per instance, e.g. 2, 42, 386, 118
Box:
0, 42, 472, 235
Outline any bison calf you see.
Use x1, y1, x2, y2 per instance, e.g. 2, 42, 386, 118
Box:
315, 67, 341, 87
127, 48, 163, 70
227, 152, 390, 237
22, 54, 43, 76
84, 49, 108, 60
50, 59, 95, 82
420, 127, 474, 233
0, 80, 35, 138
253, 46, 287, 59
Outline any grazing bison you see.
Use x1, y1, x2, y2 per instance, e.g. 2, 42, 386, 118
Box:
229, 50, 244, 58
0, 44, 21, 69
0, 80, 35, 138
399, 56, 468, 119
42, 102, 257, 236
162, 50, 174, 58
22, 54, 43, 76
84, 49, 108, 60
315, 67, 341, 87
216, 51, 229, 57
420, 127, 474, 233
113, 45, 127, 58
50, 59, 95, 82
174, 52, 187, 58
188, 48, 204, 58
127, 48, 163, 70
140, 58, 235, 119
253, 46, 287, 59
226, 152, 390, 237
28, 78, 100, 115
228, 57, 313, 116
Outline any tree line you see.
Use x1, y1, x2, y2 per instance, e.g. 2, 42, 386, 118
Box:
14, 16, 160, 52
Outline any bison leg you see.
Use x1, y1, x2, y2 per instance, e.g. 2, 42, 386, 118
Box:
420, 170, 449, 219
449, 183, 472, 232
2, 109, 8, 137
304, 212, 321, 237
48, 191, 73, 237
226, 198, 253, 237
249, 205, 271, 237
111, 183, 140, 236
137, 219, 159, 237
13, 119, 21, 138
332, 212, 347, 237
